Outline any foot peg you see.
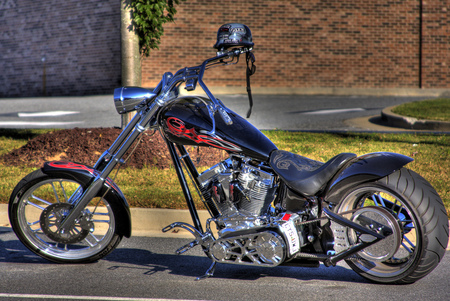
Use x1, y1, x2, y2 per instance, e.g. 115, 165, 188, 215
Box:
162, 222, 203, 238
176, 240, 199, 255
162, 222, 213, 253
163, 221, 216, 280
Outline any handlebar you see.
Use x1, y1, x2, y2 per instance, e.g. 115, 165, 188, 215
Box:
150, 47, 252, 135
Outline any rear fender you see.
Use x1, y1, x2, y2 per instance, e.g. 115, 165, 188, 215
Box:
324, 152, 413, 199
42, 161, 132, 238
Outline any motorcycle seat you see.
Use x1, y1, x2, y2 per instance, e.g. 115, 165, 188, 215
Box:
270, 150, 356, 196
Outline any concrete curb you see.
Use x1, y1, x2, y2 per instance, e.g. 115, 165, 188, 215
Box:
129, 207, 212, 238
381, 105, 450, 131
0, 204, 208, 238
207, 86, 450, 97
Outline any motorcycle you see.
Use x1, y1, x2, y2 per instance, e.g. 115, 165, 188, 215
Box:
9, 23, 448, 284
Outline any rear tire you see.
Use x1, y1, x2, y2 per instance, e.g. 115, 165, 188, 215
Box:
9, 169, 123, 263
329, 168, 448, 284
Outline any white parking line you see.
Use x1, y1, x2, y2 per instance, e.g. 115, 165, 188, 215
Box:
0, 293, 197, 301
0, 121, 83, 126
302, 108, 365, 115
18, 111, 80, 117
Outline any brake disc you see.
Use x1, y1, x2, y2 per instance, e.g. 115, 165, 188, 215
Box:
349, 206, 402, 262
40, 203, 93, 244
332, 206, 402, 262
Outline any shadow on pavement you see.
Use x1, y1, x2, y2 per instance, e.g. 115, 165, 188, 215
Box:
0, 229, 367, 283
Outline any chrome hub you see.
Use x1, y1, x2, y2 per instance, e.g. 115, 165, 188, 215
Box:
40, 203, 93, 244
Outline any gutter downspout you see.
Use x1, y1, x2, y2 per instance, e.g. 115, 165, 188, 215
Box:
419, 0, 423, 89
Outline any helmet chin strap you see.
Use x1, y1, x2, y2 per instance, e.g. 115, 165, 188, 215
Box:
246, 51, 256, 118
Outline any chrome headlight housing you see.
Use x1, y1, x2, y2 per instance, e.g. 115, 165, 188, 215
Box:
113, 87, 156, 114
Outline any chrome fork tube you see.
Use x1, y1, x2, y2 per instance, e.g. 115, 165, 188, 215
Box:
93, 112, 142, 171
59, 101, 161, 232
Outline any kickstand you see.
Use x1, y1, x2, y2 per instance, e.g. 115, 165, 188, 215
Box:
195, 261, 216, 281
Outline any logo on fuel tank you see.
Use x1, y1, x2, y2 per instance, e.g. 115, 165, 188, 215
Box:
166, 117, 242, 152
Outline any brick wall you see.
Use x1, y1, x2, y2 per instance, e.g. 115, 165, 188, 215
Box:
0, 0, 121, 97
1, 0, 448, 98
142, 0, 449, 91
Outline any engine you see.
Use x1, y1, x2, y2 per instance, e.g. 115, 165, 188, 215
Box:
197, 155, 320, 267
198, 155, 277, 218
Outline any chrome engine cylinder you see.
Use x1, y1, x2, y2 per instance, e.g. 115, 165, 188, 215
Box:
198, 157, 277, 217
236, 164, 276, 216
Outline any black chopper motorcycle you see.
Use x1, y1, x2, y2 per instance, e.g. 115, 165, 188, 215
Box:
9, 23, 448, 284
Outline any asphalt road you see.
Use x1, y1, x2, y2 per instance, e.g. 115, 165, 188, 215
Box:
1, 227, 449, 301
0, 94, 427, 131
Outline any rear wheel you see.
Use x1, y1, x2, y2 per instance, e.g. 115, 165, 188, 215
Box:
330, 168, 448, 284
9, 169, 122, 263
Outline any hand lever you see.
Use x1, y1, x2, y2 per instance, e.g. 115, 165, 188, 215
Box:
218, 107, 233, 125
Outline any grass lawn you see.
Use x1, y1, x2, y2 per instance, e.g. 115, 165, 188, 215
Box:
1, 130, 448, 215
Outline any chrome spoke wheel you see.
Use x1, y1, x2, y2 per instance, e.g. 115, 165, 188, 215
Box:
13, 177, 116, 261
336, 185, 419, 279
329, 168, 448, 284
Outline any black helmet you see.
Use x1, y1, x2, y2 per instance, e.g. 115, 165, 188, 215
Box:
213, 23, 254, 50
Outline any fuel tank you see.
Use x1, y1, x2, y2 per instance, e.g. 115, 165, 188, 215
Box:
159, 97, 277, 162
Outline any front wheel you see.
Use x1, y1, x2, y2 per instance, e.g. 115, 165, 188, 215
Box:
329, 168, 449, 284
9, 169, 122, 263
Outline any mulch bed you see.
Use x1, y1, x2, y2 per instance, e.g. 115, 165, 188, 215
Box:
1, 128, 227, 169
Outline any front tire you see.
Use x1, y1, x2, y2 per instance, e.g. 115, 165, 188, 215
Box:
9, 169, 122, 263
330, 168, 448, 284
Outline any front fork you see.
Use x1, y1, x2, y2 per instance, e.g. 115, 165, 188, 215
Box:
59, 102, 161, 232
